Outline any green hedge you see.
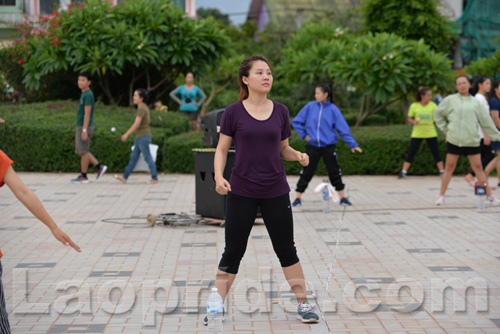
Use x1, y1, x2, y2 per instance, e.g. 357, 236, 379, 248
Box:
164, 126, 474, 175
0, 101, 477, 175
0, 101, 190, 172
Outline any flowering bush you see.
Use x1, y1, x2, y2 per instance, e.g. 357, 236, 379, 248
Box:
19, 0, 228, 105
0, 11, 60, 102
1, 0, 228, 105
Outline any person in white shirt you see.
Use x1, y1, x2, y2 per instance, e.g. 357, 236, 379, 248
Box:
463, 76, 495, 186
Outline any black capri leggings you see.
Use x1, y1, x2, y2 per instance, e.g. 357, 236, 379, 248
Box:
295, 144, 344, 193
404, 137, 442, 164
218, 193, 299, 274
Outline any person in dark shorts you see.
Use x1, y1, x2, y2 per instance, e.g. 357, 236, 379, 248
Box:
72, 72, 107, 184
204, 55, 319, 326
433, 76, 500, 205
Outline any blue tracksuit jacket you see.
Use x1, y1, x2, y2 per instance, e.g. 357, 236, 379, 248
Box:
291, 101, 358, 148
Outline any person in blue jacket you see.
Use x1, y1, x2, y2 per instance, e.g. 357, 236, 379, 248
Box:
292, 83, 362, 207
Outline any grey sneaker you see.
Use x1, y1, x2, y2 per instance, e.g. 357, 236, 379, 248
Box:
297, 301, 319, 323
71, 175, 89, 184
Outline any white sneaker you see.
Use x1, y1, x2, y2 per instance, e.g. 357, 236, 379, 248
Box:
486, 195, 500, 205
435, 195, 445, 205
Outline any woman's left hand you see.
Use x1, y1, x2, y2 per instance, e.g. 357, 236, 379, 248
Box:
121, 134, 128, 142
351, 147, 363, 153
297, 152, 309, 166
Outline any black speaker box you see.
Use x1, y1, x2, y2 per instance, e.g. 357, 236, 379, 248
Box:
194, 149, 235, 219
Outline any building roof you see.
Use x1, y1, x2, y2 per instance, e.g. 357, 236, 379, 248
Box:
248, 0, 362, 31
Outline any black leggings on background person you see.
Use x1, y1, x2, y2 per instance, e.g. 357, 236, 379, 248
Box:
470, 139, 495, 177
404, 137, 442, 164
218, 193, 299, 274
296, 144, 344, 193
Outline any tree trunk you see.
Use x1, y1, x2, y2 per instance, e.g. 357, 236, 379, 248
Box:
99, 76, 117, 105
128, 70, 146, 106
354, 95, 369, 129
354, 94, 405, 128
402, 97, 411, 124
129, 72, 135, 107
200, 80, 231, 116
201, 81, 215, 116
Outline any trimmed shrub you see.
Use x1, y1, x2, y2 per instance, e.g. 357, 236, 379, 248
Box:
0, 101, 190, 172
163, 126, 474, 176
0, 102, 476, 176
163, 132, 207, 173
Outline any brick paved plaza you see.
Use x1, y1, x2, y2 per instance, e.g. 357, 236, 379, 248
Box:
0, 173, 499, 333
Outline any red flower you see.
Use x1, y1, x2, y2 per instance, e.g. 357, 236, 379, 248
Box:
79, 4, 84, 8
17, 58, 24, 65
51, 37, 60, 46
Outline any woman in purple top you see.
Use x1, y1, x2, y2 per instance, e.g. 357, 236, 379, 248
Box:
205, 55, 319, 325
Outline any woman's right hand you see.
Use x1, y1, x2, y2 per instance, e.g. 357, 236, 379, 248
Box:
215, 177, 231, 195
305, 135, 311, 142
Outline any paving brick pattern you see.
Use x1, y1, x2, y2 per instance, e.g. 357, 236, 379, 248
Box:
0, 173, 499, 333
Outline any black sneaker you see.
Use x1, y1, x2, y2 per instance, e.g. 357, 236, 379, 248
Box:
96, 165, 108, 180
340, 197, 352, 206
398, 172, 406, 179
71, 175, 89, 184
292, 198, 301, 207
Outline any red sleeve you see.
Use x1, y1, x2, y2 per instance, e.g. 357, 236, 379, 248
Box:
0, 150, 14, 188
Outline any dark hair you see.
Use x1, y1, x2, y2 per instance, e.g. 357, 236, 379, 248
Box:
490, 79, 500, 101
153, 99, 161, 104
316, 83, 334, 103
238, 55, 271, 101
135, 88, 149, 104
455, 75, 468, 84
471, 75, 490, 95
79, 72, 92, 81
416, 87, 431, 102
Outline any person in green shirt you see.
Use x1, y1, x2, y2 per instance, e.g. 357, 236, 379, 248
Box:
434, 75, 500, 205
114, 89, 158, 184
72, 72, 107, 184
398, 87, 444, 179
153, 99, 168, 112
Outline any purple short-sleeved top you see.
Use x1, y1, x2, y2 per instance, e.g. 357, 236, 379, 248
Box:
220, 100, 292, 198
